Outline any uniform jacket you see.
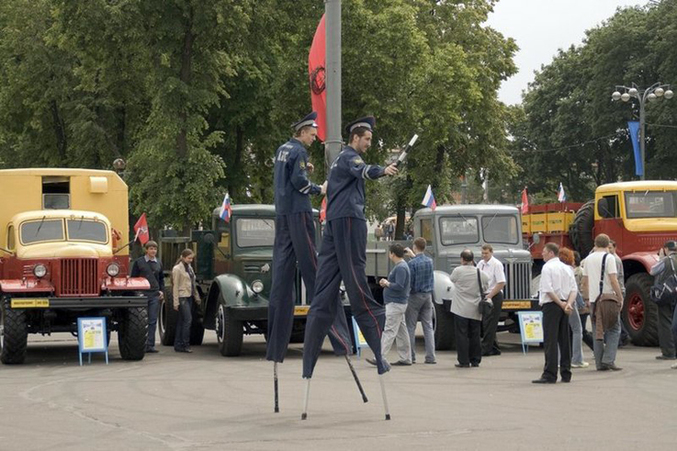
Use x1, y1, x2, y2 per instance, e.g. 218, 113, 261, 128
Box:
131, 256, 164, 293
326, 146, 385, 221
172, 262, 201, 308
274, 138, 321, 214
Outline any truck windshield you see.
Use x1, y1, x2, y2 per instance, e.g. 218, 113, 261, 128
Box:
439, 217, 479, 245
482, 215, 519, 244
625, 191, 677, 219
236, 218, 275, 247
20, 219, 64, 244
67, 219, 108, 243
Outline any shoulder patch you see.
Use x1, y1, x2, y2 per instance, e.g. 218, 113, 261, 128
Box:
353, 157, 364, 165
299, 160, 306, 169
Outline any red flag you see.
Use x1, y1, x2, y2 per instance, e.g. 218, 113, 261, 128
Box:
319, 196, 327, 223
521, 188, 529, 215
309, 15, 326, 141
133, 213, 150, 245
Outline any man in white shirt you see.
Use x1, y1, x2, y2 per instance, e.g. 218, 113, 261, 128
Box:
581, 233, 624, 371
477, 244, 506, 356
533, 243, 578, 384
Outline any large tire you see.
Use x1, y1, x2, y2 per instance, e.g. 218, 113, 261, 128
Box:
1, 302, 28, 364
159, 293, 177, 346
189, 301, 205, 346
118, 307, 148, 360
571, 200, 594, 257
623, 273, 658, 346
216, 303, 243, 356
433, 301, 456, 350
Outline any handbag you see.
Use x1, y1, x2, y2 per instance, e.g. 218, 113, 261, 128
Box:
650, 255, 677, 306
476, 269, 493, 317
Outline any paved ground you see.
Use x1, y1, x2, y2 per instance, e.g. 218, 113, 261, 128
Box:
0, 330, 675, 451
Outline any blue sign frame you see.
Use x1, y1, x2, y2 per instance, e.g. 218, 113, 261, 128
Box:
77, 317, 109, 365
517, 311, 544, 354
351, 317, 369, 357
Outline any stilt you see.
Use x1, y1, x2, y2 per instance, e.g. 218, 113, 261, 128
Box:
301, 377, 311, 420
379, 374, 391, 420
274, 362, 279, 413
345, 355, 368, 403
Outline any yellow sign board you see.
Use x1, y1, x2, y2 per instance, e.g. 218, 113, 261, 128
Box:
11, 298, 50, 308
294, 305, 310, 316
502, 301, 532, 310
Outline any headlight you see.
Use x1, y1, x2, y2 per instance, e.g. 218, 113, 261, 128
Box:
106, 262, 120, 277
251, 280, 264, 294
33, 264, 47, 278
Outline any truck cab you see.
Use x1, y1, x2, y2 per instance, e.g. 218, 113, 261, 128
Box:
0, 169, 150, 364
365, 205, 533, 350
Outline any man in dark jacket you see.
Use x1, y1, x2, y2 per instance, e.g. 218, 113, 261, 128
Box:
130, 240, 164, 353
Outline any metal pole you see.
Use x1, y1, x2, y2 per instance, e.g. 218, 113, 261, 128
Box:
639, 93, 646, 181
325, 0, 342, 172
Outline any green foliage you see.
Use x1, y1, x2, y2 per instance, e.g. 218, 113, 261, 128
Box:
0, 0, 517, 230
512, 1, 677, 203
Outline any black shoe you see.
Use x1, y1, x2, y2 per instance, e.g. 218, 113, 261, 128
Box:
455, 363, 470, 368
425, 360, 437, 365
470, 363, 480, 368
482, 349, 502, 357
175, 347, 192, 353
596, 366, 609, 371
655, 355, 677, 360
391, 360, 412, 366
146, 348, 159, 353
365, 357, 377, 366
561, 377, 571, 383
604, 363, 622, 371
532, 378, 556, 384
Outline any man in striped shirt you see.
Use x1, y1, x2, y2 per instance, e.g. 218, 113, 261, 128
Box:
405, 237, 436, 364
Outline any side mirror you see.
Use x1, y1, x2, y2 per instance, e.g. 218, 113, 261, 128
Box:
202, 232, 216, 245
533, 233, 541, 244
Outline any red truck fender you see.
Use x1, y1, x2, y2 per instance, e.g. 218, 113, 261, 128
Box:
0, 279, 54, 293
621, 251, 660, 274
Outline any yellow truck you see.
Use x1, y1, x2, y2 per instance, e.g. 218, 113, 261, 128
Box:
0, 168, 150, 364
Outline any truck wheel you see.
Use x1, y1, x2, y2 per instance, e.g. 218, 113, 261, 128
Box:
118, 307, 148, 360
433, 301, 456, 350
571, 200, 594, 256
189, 302, 205, 346
1, 303, 28, 364
216, 303, 243, 356
623, 273, 658, 346
159, 293, 177, 346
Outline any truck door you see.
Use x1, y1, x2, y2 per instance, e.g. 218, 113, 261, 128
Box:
596, 193, 624, 251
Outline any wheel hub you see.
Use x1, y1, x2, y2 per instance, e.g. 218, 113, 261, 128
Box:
627, 293, 645, 330
216, 305, 225, 343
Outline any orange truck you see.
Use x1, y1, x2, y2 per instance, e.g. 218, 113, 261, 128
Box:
0, 169, 150, 364
523, 181, 677, 346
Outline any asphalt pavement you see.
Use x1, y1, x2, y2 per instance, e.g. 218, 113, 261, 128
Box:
0, 330, 675, 451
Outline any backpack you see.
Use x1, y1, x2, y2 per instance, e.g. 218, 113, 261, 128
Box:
650, 255, 677, 306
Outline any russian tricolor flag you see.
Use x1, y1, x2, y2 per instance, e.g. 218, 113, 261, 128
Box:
422, 185, 437, 211
557, 183, 566, 203
220, 193, 232, 223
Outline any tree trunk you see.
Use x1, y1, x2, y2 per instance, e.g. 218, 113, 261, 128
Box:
227, 125, 244, 197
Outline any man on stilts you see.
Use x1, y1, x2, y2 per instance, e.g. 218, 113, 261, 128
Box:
301, 116, 398, 420
266, 112, 354, 413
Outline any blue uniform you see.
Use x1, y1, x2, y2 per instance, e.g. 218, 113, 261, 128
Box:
303, 145, 390, 377
267, 138, 352, 363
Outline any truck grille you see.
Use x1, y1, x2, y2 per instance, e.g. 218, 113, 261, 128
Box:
60, 258, 99, 297
503, 262, 531, 300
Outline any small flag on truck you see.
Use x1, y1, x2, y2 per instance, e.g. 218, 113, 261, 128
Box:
557, 183, 566, 203
521, 187, 529, 214
133, 213, 149, 245
422, 185, 437, 211
220, 193, 232, 223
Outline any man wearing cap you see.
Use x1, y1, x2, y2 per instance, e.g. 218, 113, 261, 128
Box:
650, 241, 677, 362
303, 116, 398, 379
266, 112, 352, 365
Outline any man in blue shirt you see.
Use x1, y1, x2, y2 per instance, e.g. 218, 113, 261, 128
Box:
130, 240, 164, 353
303, 116, 398, 379
404, 237, 436, 364
367, 243, 412, 366
267, 112, 352, 365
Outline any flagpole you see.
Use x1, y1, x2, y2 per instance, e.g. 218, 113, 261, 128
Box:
325, 0, 342, 171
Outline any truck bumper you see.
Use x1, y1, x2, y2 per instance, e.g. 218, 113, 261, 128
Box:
10, 296, 148, 309
501, 299, 540, 311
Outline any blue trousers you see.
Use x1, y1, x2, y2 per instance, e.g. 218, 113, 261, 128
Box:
174, 296, 193, 350
303, 217, 387, 377
267, 212, 351, 363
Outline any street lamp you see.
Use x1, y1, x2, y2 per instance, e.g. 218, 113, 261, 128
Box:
611, 82, 674, 180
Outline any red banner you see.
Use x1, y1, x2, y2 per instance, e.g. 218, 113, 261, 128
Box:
309, 15, 326, 141
521, 188, 529, 215
133, 213, 150, 245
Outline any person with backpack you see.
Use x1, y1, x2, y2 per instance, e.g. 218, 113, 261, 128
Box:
649, 241, 677, 363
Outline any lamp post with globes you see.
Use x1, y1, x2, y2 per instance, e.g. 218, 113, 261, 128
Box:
611, 83, 673, 180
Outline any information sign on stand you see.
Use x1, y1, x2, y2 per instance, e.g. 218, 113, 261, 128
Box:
351, 317, 369, 357
77, 317, 109, 365
517, 311, 544, 354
